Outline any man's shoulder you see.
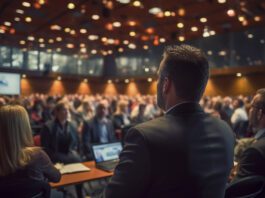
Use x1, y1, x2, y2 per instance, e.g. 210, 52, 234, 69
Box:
249, 138, 265, 156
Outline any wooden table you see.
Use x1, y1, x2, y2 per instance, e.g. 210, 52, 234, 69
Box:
50, 161, 113, 188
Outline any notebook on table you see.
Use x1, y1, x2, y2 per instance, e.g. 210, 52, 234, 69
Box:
91, 142, 122, 172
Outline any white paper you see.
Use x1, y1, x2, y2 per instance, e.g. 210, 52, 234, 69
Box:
55, 163, 91, 174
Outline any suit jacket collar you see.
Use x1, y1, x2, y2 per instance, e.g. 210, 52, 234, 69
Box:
166, 102, 204, 116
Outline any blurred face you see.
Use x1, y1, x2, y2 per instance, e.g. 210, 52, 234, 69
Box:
55, 106, 68, 121
157, 55, 166, 110
249, 94, 262, 131
96, 104, 107, 118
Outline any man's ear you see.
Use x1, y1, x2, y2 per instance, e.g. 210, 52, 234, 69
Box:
163, 77, 171, 94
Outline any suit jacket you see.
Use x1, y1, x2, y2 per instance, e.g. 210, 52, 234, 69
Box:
40, 119, 80, 163
235, 132, 265, 179
101, 102, 235, 198
82, 117, 116, 160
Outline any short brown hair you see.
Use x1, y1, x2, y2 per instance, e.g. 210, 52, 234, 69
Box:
162, 45, 209, 101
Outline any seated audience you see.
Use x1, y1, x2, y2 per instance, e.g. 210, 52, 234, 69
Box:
234, 89, 265, 180
40, 101, 80, 164
112, 100, 131, 134
82, 102, 116, 160
231, 98, 248, 128
0, 105, 61, 182
42, 96, 55, 123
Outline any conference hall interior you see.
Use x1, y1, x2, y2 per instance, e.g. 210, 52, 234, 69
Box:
0, 0, 265, 197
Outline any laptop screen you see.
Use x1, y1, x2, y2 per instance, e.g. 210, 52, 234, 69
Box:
92, 142, 122, 163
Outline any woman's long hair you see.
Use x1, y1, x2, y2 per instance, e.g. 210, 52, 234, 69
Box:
0, 105, 38, 176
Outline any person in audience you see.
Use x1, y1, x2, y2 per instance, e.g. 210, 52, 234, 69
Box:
101, 45, 235, 198
131, 103, 149, 124
231, 98, 248, 127
30, 100, 44, 125
42, 96, 55, 123
222, 96, 233, 119
112, 100, 131, 135
234, 88, 265, 179
82, 102, 116, 160
40, 101, 80, 164
0, 105, 61, 182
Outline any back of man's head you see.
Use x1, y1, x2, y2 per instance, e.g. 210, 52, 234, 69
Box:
162, 45, 209, 101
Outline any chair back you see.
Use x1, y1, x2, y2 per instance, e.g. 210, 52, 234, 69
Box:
0, 177, 51, 198
225, 175, 265, 198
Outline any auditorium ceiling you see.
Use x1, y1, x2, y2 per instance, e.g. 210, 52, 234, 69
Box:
0, 0, 265, 56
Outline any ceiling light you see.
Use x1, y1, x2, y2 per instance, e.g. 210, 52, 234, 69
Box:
14, 17, 20, 22
118, 47, 124, 52
47, 49, 52, 53
38, 0, 46, 5
128, 20, 136, 26
25, 17, 32, 22
107, 38, 115, 44
207, 51, 213, 55
80, 48, 87, 53
50, 24, 61, 30
159, 38, 166, 43
105, 23, 113, 31
238, 15, 245, 22
146, 27, 154, 34
67, 2, 75, 9
70, 30, 76, 35
236, 73, 242, 77
57, 76, 62, 81
80, 28, 87, 34
149, 7, 162, 15
66, 43, 74, 48
147, 78, 152, 82
217, 0, 226, 3
218, 50, 226, 56
27, 36, 35, 41
48, 39, 54, 43
125, 79, 130, 83
203, 31, 210, 37
227, 9, 235, 17
108, 50, 113, 54
133, 1, 141, 7
40, 43, 45, 48
177, 8, 185, 16
89, 70, 94, 74
113, 21, 121, 27
254, 16, 261, 22
210, 30, 216, 35
16, 9, 24, 14
129, 31, 136, 37
260, 39, 265, 44
88, 35, 99, 40
20, 40, 26, 45
38, 38, 44, 42
123, 40, 129, 45
178, 36, 185, 42
128, 43, 136, 49
164, 11, 171, 17
191, 26, 198, 32
177, 22, 184, 28
92, 14, 100, 20
4, 21, 11, 26
64, 27, 71, 32
247, 33, 253, 39
22, 74, 27, 78
108, 80, 112, 84
0, 29, 5, 34
200, 17, 207, 23
22, 2, 31, 7
56, 37, 62, 42
91, 49, 97, 54
242, 20, 248, 26
101, 37, 107, 42
83, 78, 88, 83
143, 45, 149, 50
117, 0, 131, 4
144, 68, 149, 72
56, 48, 61, 52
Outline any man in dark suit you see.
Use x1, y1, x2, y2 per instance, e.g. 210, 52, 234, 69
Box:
82, 102, 116, 160
235, 89, 265, 179
100, 45, 235, 198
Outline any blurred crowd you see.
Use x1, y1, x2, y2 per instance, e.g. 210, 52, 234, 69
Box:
0, 93, 253, 162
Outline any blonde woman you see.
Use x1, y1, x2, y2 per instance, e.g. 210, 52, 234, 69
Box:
0, 105, 60, 182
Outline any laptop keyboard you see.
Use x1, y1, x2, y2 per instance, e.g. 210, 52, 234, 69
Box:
98, 161, 118, 171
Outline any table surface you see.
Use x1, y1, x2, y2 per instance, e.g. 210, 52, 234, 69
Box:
50, 161, 113, 188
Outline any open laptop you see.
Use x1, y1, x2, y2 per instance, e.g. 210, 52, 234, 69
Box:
91, 142, 122, 172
